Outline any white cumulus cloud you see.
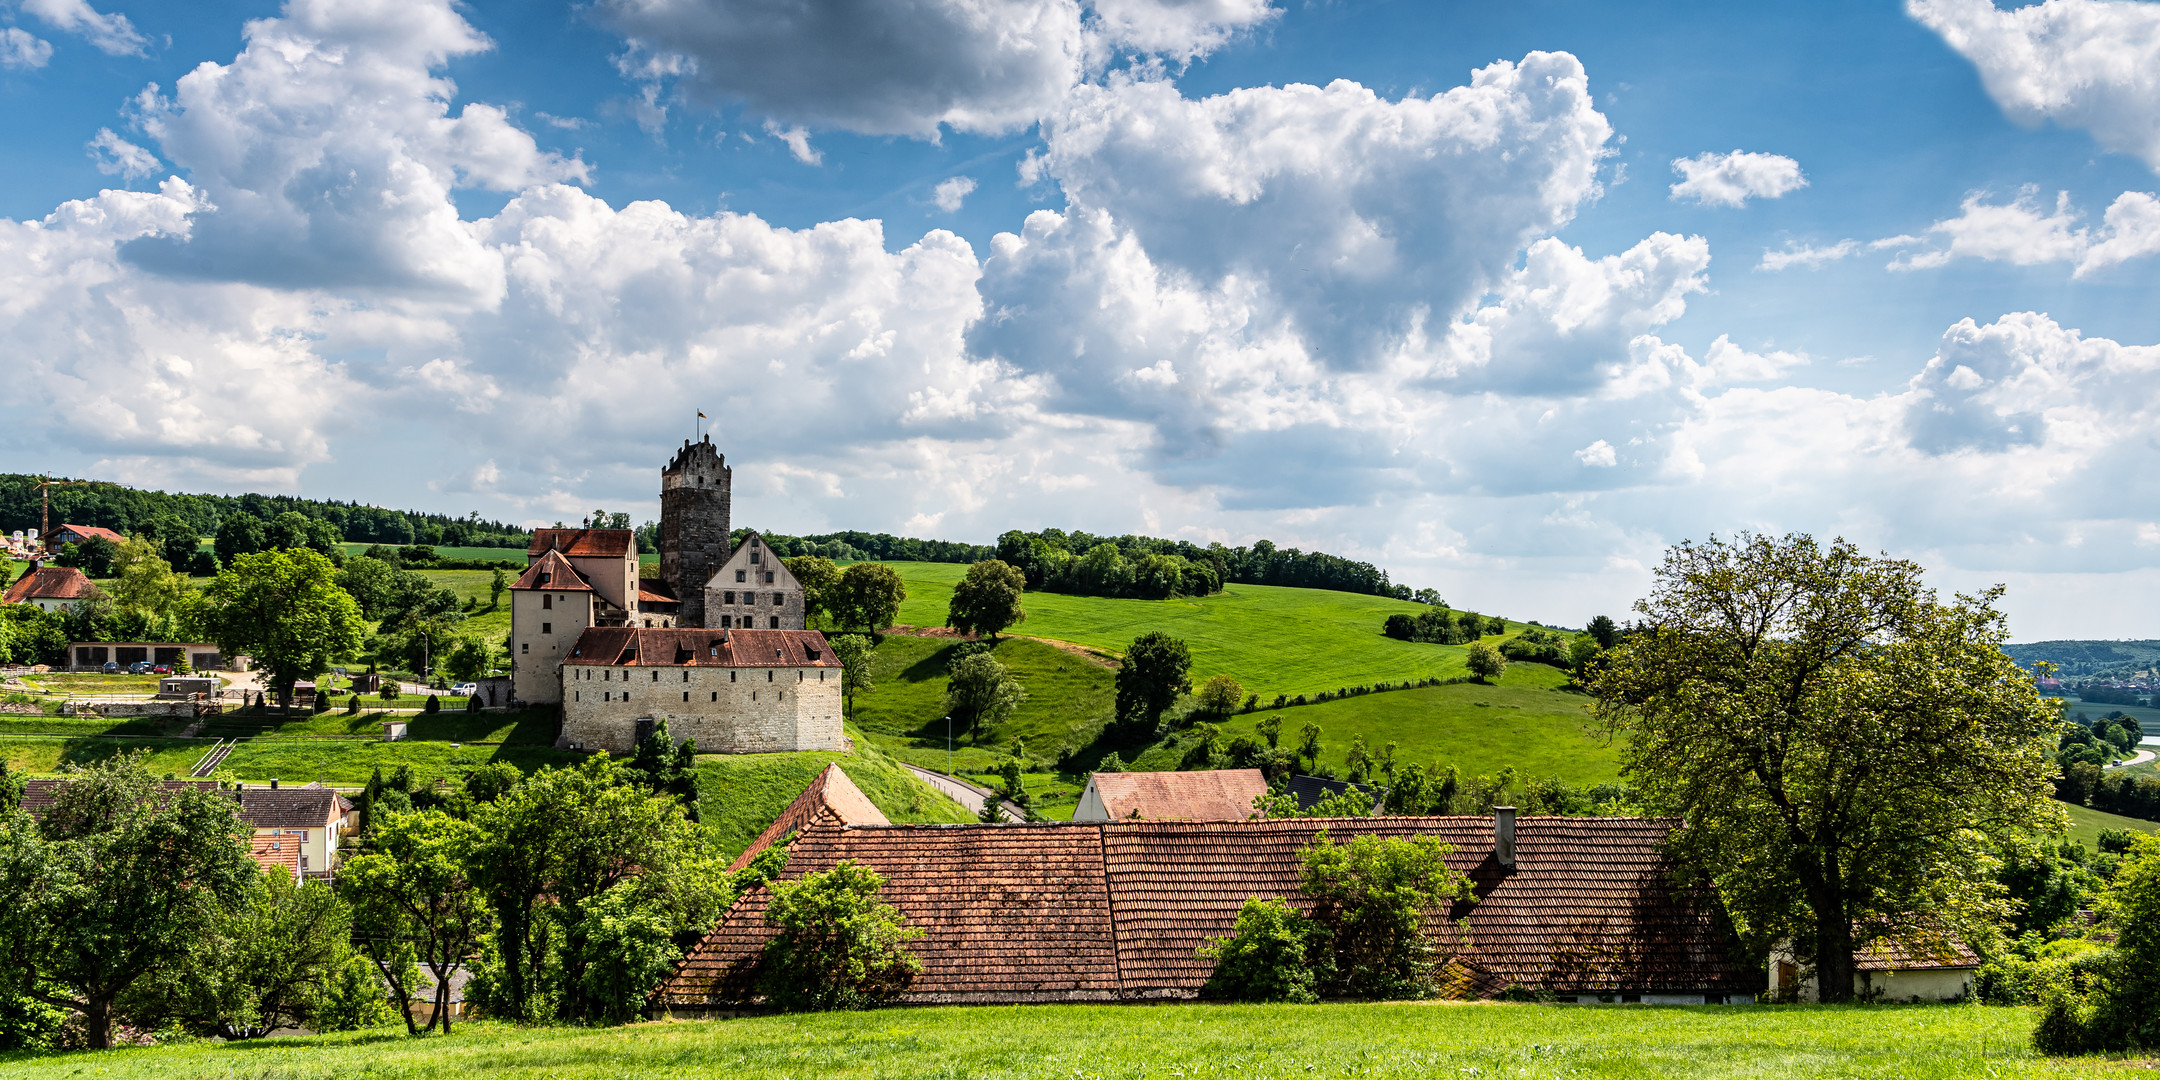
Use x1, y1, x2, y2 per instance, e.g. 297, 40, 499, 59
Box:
1910, 0, 2160, 173
1882, 185, 2160, 276
0, 26, 53, 68
21, 0, 145, 56
1669, 150, 1807, 207
933, 176, 978, 213
85, 128, 158, 179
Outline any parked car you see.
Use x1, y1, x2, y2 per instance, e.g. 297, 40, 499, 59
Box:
151, 665, 172, 675
102, 661, 119, 674
452, 682, 478, 697
128, 661, 154, 674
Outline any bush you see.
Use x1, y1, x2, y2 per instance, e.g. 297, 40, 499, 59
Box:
1198, 898, 1317, 1003
1466, 641, 1506, 682
422, 694, 440, 714
2032, 834, 2160, 1054
757, 861, 922, 1011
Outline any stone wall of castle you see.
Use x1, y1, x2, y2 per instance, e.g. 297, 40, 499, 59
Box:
559, 662, 843, 755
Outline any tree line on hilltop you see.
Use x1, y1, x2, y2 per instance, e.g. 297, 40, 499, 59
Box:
1, 474, 529, 551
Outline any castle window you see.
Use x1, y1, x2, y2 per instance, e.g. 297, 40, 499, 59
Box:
720, 615, 733, 628
711, 691, 717, 702
730, 671, 736, 682
651, 671, 658, 682
521, 643, 528, 654
723, 590, 735, 604
542, 623, 552, 634
770, 616, 780, 629
683, 671, 689, 682
752, 691, 758, 701
765, 573, 775, 584
767, 670, 774, 682
683, 691, 689, 702
736, 570, 746, 582
750, 551, 760, 564
575, 691, 579, 701
543, 594, 552, 610
604, 670, 610, 681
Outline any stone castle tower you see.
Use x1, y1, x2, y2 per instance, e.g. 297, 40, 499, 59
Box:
660, 436, 732, 628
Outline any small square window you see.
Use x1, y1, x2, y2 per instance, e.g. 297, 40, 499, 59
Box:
736, 570, 746, 582
765, 572, 775, 584
723, 590, 735, 604
542, 622, 551, 634
769, 616, 780, 629
520, 642, 528, 653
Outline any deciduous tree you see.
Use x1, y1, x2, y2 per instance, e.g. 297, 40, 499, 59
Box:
1115, 632, 1190, 730
1196, 673, 1244, 719
827, 634, 877, 720
1592, 533, 2062, 1003
943, 651, 1026, 743
832, 562, 905, 633
945, 559, 1027, 640
784, 555, 840, 627
341, 809, 487, 1035
201, 548, 365, 707
1465, 640, 1506, 682
756, 860, 922, 1011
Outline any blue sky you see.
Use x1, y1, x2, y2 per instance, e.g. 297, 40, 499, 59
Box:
3, 0, 2158, 639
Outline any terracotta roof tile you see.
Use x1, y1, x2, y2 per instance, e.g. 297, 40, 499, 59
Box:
54, 524, 127, 546
510, 549, 593, 592
658, 801, 1759, 1008
728, 763, 890, 872
1088, 769, 1267, 821
250, 833, 302, 878
565, 627, 842, 668
526, 529, 635, 559
4, 566, 99, 604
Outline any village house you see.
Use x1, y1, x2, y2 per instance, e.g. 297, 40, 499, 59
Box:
44, 523, 126, 549
19, 778, 353, 881
657, 775, 1760, 1009
3, 565, 100, 613
1767, 937, 1980, 1003
1073, 768, 1269, 821
557, 626, 844, 755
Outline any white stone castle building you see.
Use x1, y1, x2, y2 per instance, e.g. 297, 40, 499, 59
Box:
511, 436, 840, 755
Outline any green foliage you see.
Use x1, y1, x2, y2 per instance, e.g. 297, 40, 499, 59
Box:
1196, 673, 1244, 719
945, 559, 1028, 639
1115, 631, 1190, 730
201, 548, 366, 701
628, 718, 700, 820
784, 555, 841, 627
309, 954, 395, 1032
0, 753, 256, 1049
1197, 897, 1318, 1003
832, 562, 906, 633
2032, 834, 2160, 1054
996, 528, 1408, 600
136, 867, 361, 1040
943, 652, 1027, 743
1593, 533, 2064, 1003
826, 634, 876, 719
1297, 830, 1474, 999
1465, 640, 1506, 682
340, 809, 487, 1035
757, 860, 923, 1011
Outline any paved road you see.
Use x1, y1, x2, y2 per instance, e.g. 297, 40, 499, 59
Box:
2108, 748, 2157, 770
901, 764, 1024, 822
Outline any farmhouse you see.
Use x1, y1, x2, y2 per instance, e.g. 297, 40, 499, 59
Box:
1073, 768, 1268, 821
45, 523, 126, 549
1768, 936, 1980, 1003
557, 626, 845, 755
19, 779, 353, 881
3, 565, 101, 613
658, 779, 1759, 1008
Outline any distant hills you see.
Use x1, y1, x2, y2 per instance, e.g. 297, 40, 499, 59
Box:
2002, 640, 2160, 678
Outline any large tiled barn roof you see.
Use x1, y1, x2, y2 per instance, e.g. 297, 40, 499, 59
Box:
727, 763, 889, 873
565, 627, 841, 668
657, 812, 1760, 1008
1088, 769, 1268, 821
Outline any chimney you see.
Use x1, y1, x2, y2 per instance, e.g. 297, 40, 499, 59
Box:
1494, 805, 1516, 869
270, 778, 279, 790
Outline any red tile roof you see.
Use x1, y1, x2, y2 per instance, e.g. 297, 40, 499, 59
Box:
527, 529, 635, 559
728, 763, 890, 872
657, 811, 1758, 1008
251, 832, 303, 879
510, 549, 593, 592
1087, 769, 1268, 821
1855, 935, 1981, 972
565, 627, 842, 668
53, 524, 126, 546
4, 566, 99, 604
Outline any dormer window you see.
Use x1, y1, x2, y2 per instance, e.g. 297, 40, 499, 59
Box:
540, 571, 551, 584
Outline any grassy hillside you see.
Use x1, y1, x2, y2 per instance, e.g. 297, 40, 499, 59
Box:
2064, 802, 2160, 849
880, 561, 1522, 699
696, 733, 974, 859
0, 1004, 2095, 1079
849, 635, 1117, 769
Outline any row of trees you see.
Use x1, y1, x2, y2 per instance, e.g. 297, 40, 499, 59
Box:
0, 474, 529, 552
995, 529, 1411, 600
777, 558, 907, 634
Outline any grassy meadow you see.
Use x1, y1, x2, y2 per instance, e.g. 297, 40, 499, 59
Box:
878, 561, 1515, 699
695, 734, 976, 859
0, 1002, 2122, 1080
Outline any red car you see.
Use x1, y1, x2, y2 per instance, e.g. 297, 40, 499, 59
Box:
151, 665, 172, 675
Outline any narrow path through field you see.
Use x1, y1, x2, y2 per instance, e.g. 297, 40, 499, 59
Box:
902, 764, 1023, 822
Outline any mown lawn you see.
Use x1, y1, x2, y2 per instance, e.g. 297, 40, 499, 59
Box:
210, 738, 580, 787
2063, 801, 2160, 848
0, 1002, 2121, 1079
880, 562, 1524, 699
849, 635, 1116, 765
695, 735, 975, 859
0, 735, 209, 777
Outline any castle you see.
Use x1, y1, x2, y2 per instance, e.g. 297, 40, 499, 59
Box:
510, 436, 841, 755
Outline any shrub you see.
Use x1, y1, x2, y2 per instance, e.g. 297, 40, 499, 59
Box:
1198, 898, 1317, 1003
1466, 641, 1506, 682
1195, 674, 1243, 719
757, 861, 923, 1011
1299, 830, 1473, 999
422, 694, 441, 714
2033, 834, 2160, 1054
345, 695, 360, 715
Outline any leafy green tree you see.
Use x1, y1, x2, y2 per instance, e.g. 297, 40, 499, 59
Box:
108, 538, 189, 620
1196, 673, 1244, 719
1465, 640, 1506, 682
1298, 830, 1473, 998
340, 809, 487, 1035
756, 860, 923, 1010
1586, 614, 1619, 649
628, 717, 701, 820
1297, 722, 1323, 773
333, 558, 398, 620
784, 555, 840, 627
943, 651, 1027, 743
1198, 897, 1318, 1003
442, 636, 490, 683
1592, 533, 2063, 1003
946, 559, 1027, 639
214, 514, 266, 566
1115, 631, 1190, 730
1256, 714, 1282, 749
488, 566, 510, 610
2033, 834, 2160, 1054
0, 755, 256, 1049
832, 562, 906, 632
827, 634, 877, 720
201, 548, 365, 707
142, 867, 361, 1039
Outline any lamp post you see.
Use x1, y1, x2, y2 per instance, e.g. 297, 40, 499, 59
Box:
945, 715, 953, 776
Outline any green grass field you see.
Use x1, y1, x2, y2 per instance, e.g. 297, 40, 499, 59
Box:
0, 735, 208, 777
2063, 802, 2160, 848
881, 562, 1516, 699
339, 543, 523, 563
848, 634, 1117, 768
695, 734, 975, 859
0, 1003, 2120, 1079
